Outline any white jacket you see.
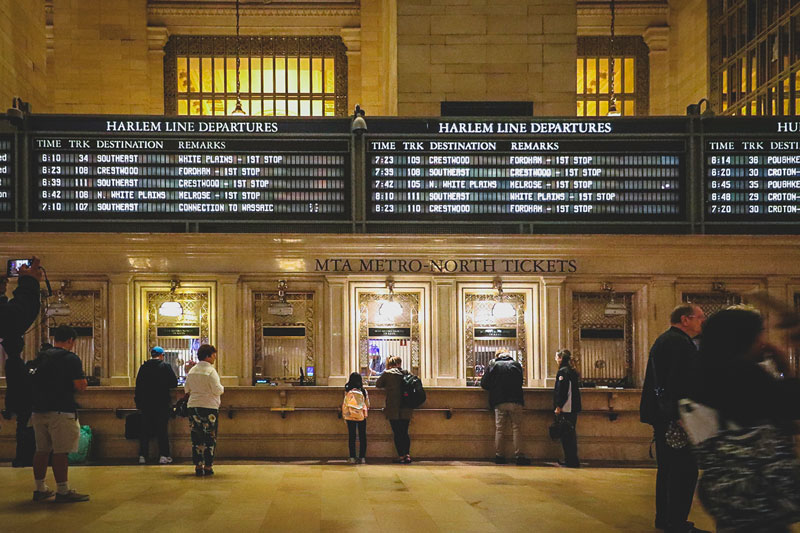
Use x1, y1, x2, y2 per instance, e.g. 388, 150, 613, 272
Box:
184, 361, 224, 409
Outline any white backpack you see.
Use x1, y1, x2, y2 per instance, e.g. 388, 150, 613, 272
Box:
342, 389, 368, 421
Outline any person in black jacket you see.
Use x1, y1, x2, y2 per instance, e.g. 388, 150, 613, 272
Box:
690, 307, 800, 533
640, 304, 708, 533
0, 260, 42, 467
135, 346, 178, 464
480, 348, 530, 465
553, 349, 581, 468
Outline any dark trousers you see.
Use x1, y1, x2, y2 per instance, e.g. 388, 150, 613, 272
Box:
346, 420, 367, 458
559, 412, 579, 467
188, 407, 219, 468
654, 424, 699, 529
389, 419, 411, 457
14, 409, 35, 466
139, 408, 171, 458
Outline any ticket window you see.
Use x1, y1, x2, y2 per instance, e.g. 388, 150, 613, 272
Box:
571, 292, 634, 387
145, 287, 211, 385
253, 291, 315, 385
12, 284, 105, 382
357, 288, 422, 384
682, 292, 742, 318
463, 289, 528, 387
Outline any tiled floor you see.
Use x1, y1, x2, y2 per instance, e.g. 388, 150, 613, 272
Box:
0, 460, 791, 532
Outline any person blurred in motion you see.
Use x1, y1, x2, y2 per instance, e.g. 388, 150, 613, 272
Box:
184, 344, 224, 476
640, 304, 708, 533
691, 307, 800, 533
553, 349, 581, 468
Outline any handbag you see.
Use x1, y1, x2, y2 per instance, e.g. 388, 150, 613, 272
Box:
172, 394, 190, 418
682, 399, 800, 529
649, 356, 687, 449
124, 413, 142, 439
548, 414, 574, 440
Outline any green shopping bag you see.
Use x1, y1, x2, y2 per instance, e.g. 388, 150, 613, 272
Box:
68, 425, 92, 465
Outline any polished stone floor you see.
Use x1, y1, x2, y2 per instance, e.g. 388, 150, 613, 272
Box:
0, 460, 790, 532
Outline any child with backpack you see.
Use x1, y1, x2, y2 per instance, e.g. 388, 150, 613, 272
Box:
342, 372, 369, 463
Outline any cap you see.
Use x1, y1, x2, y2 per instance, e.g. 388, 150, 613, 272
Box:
150, 346, 165, 357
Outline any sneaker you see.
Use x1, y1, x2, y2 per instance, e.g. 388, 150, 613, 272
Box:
55, 490, 90, 503
202, 468, 214, 476
401, 455, 412, 464
348, 457, 357, 464
32, 489, 55, 502
515, 456, 531, 466
494, 455, 507, 465
195, 467, 204, 477
158, 456, 173, 464
359, 458, 366, 464
138, 456, 146, 465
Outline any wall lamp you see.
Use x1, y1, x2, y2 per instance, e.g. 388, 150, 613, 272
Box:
351, 104, 367, 134
686, 98, 714, 116
378, 278, 402, 319
602, 281, 627, 316
492, 278, 516, 319
159, 279, 183, 317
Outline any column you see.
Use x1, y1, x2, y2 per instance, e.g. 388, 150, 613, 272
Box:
433, 277, 460, 386
764, 277, 791, 350
540, 276, 567, 387
107, 274, 133, 386
147, 26, 169, 115
216, 274, 241, 386
340, 28, 361, 113
645, 277, 678, 385
643, 26, 670, 116
324, 275, 349, 386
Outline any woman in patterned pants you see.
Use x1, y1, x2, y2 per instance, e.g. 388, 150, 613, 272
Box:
184, 344, 224, 476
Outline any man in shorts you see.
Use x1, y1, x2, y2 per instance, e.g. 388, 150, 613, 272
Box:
30, 325, 89, 503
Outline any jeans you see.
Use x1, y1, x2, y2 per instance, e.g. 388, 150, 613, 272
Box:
139, 408, 171, 458
653, 423, 699, 529
346, 420, 367, 458
389, 419, 411, 456
188, 407, 219, 468
494, 402, 523, 457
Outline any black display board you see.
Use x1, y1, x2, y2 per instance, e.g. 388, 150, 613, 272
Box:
28, 116, 351, 221
0, 134, 12, 218
703, 118, 800, 221
365, 118, 688, 221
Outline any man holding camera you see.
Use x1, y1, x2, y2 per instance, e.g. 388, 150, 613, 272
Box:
1, 257, 43, 467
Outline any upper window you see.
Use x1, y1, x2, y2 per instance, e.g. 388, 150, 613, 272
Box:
164, 36, 348, 117
710, 1, 800, 115
577, 36, 649, 117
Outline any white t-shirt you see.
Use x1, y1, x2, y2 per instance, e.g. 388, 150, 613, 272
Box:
185, 361, 224, 409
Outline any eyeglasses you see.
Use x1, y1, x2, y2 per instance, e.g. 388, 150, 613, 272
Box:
686, 315, 706, 320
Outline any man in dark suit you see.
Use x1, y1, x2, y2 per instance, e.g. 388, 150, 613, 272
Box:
641, 304, 708, 533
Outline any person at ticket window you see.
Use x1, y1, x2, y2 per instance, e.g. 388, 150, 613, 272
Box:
368, 352, 385, 376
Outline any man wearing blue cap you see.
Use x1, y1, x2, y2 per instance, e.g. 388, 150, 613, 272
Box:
135, 346, 178, 464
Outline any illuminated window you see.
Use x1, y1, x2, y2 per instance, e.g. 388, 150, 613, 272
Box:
577, 37, 649, 116
710, 2, 800, 116
164, 36, 347, 117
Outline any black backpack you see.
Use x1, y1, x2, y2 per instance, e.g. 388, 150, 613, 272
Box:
401, 372, 426, 408
27, 348, 62, 409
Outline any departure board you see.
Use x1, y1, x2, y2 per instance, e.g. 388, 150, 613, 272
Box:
704, 118, 800, 220
28, 116, 350, 220
0, 135, 12, 218
365, 119, 686, 221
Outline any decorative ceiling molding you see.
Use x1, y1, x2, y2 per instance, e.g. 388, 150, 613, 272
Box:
578, 3, 669, 17
147, 6, 359, 17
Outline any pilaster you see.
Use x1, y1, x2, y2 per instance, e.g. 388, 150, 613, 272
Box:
433, 276, 460, 386
107, 274, 133, 386
643, 26, 670, 116
541, 276, 567, 386
324, 275, 349, 386
340, 27, 361, 114
147, 26, 169, 115
217, 274, 241, 386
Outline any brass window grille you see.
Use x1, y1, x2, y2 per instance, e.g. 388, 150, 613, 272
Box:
577, 36, 649, 117
164, 36, 348, 117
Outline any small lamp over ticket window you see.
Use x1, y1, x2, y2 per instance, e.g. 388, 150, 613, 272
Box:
159, 280, 183, 317
491, 278, 517, 319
